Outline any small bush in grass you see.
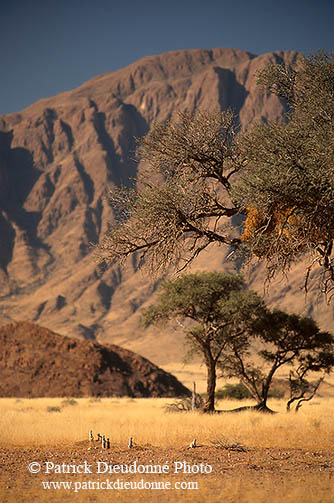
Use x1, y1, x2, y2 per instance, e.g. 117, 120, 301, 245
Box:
269, 387, 285, 399
217, 382, 284, 400
61, 398, 78, 407
217, 383, 253, 400
46, 406, 61, 413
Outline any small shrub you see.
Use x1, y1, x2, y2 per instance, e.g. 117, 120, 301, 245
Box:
217, 382, 285, 400
217, 383, 252, 400
46, 406, 61, 413
268, 387, 285, 399
61, 398, 78, 407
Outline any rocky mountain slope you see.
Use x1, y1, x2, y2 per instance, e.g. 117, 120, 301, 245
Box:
0, 321, 190, 397
0, 47, 331, 366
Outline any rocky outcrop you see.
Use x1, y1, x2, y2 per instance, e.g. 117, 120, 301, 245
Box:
0, 321, 190, 398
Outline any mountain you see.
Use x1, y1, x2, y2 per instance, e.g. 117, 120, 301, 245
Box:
0, 321, 190, 397
0, 47, 331, 366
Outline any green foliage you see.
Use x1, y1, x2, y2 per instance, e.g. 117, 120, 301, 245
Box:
143, 271, 245, 324
143, 271, 265, 362
217, 382, 284, 401
217, 383, 253, 400
235, 51, 334, 294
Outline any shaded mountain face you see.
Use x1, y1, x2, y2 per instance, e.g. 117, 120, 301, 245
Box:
0, 48, 330, 365
0, 321, 190, 397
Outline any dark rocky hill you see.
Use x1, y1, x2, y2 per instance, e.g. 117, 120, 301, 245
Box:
0, 321, 190, 397
0, 47, 330, 365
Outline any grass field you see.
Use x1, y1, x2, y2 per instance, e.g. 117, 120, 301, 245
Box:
1, 396, 334, 502
1, 396, 334, 450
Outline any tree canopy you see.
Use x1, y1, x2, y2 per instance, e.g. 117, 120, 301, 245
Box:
96, 51, 334, 295
235, 51, 334, 296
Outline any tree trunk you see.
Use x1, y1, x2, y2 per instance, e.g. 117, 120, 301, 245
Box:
258, 384, 269, 410
203, 353, 216, 412
191, 382, 196, 411
254, 401, 273, 413
258, 369, 277, 410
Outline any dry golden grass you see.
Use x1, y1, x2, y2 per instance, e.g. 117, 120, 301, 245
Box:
1, 396, 334, 451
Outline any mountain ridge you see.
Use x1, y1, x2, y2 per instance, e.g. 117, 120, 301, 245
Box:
1, 48, 257, 119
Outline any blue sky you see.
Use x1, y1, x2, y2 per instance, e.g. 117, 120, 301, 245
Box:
1, 0, 333, 115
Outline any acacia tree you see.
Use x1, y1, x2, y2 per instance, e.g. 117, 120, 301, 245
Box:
219, 311, 334, 411
95, 51, 334, 295
235, 51, 334, 296
142, 272, 267, 412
